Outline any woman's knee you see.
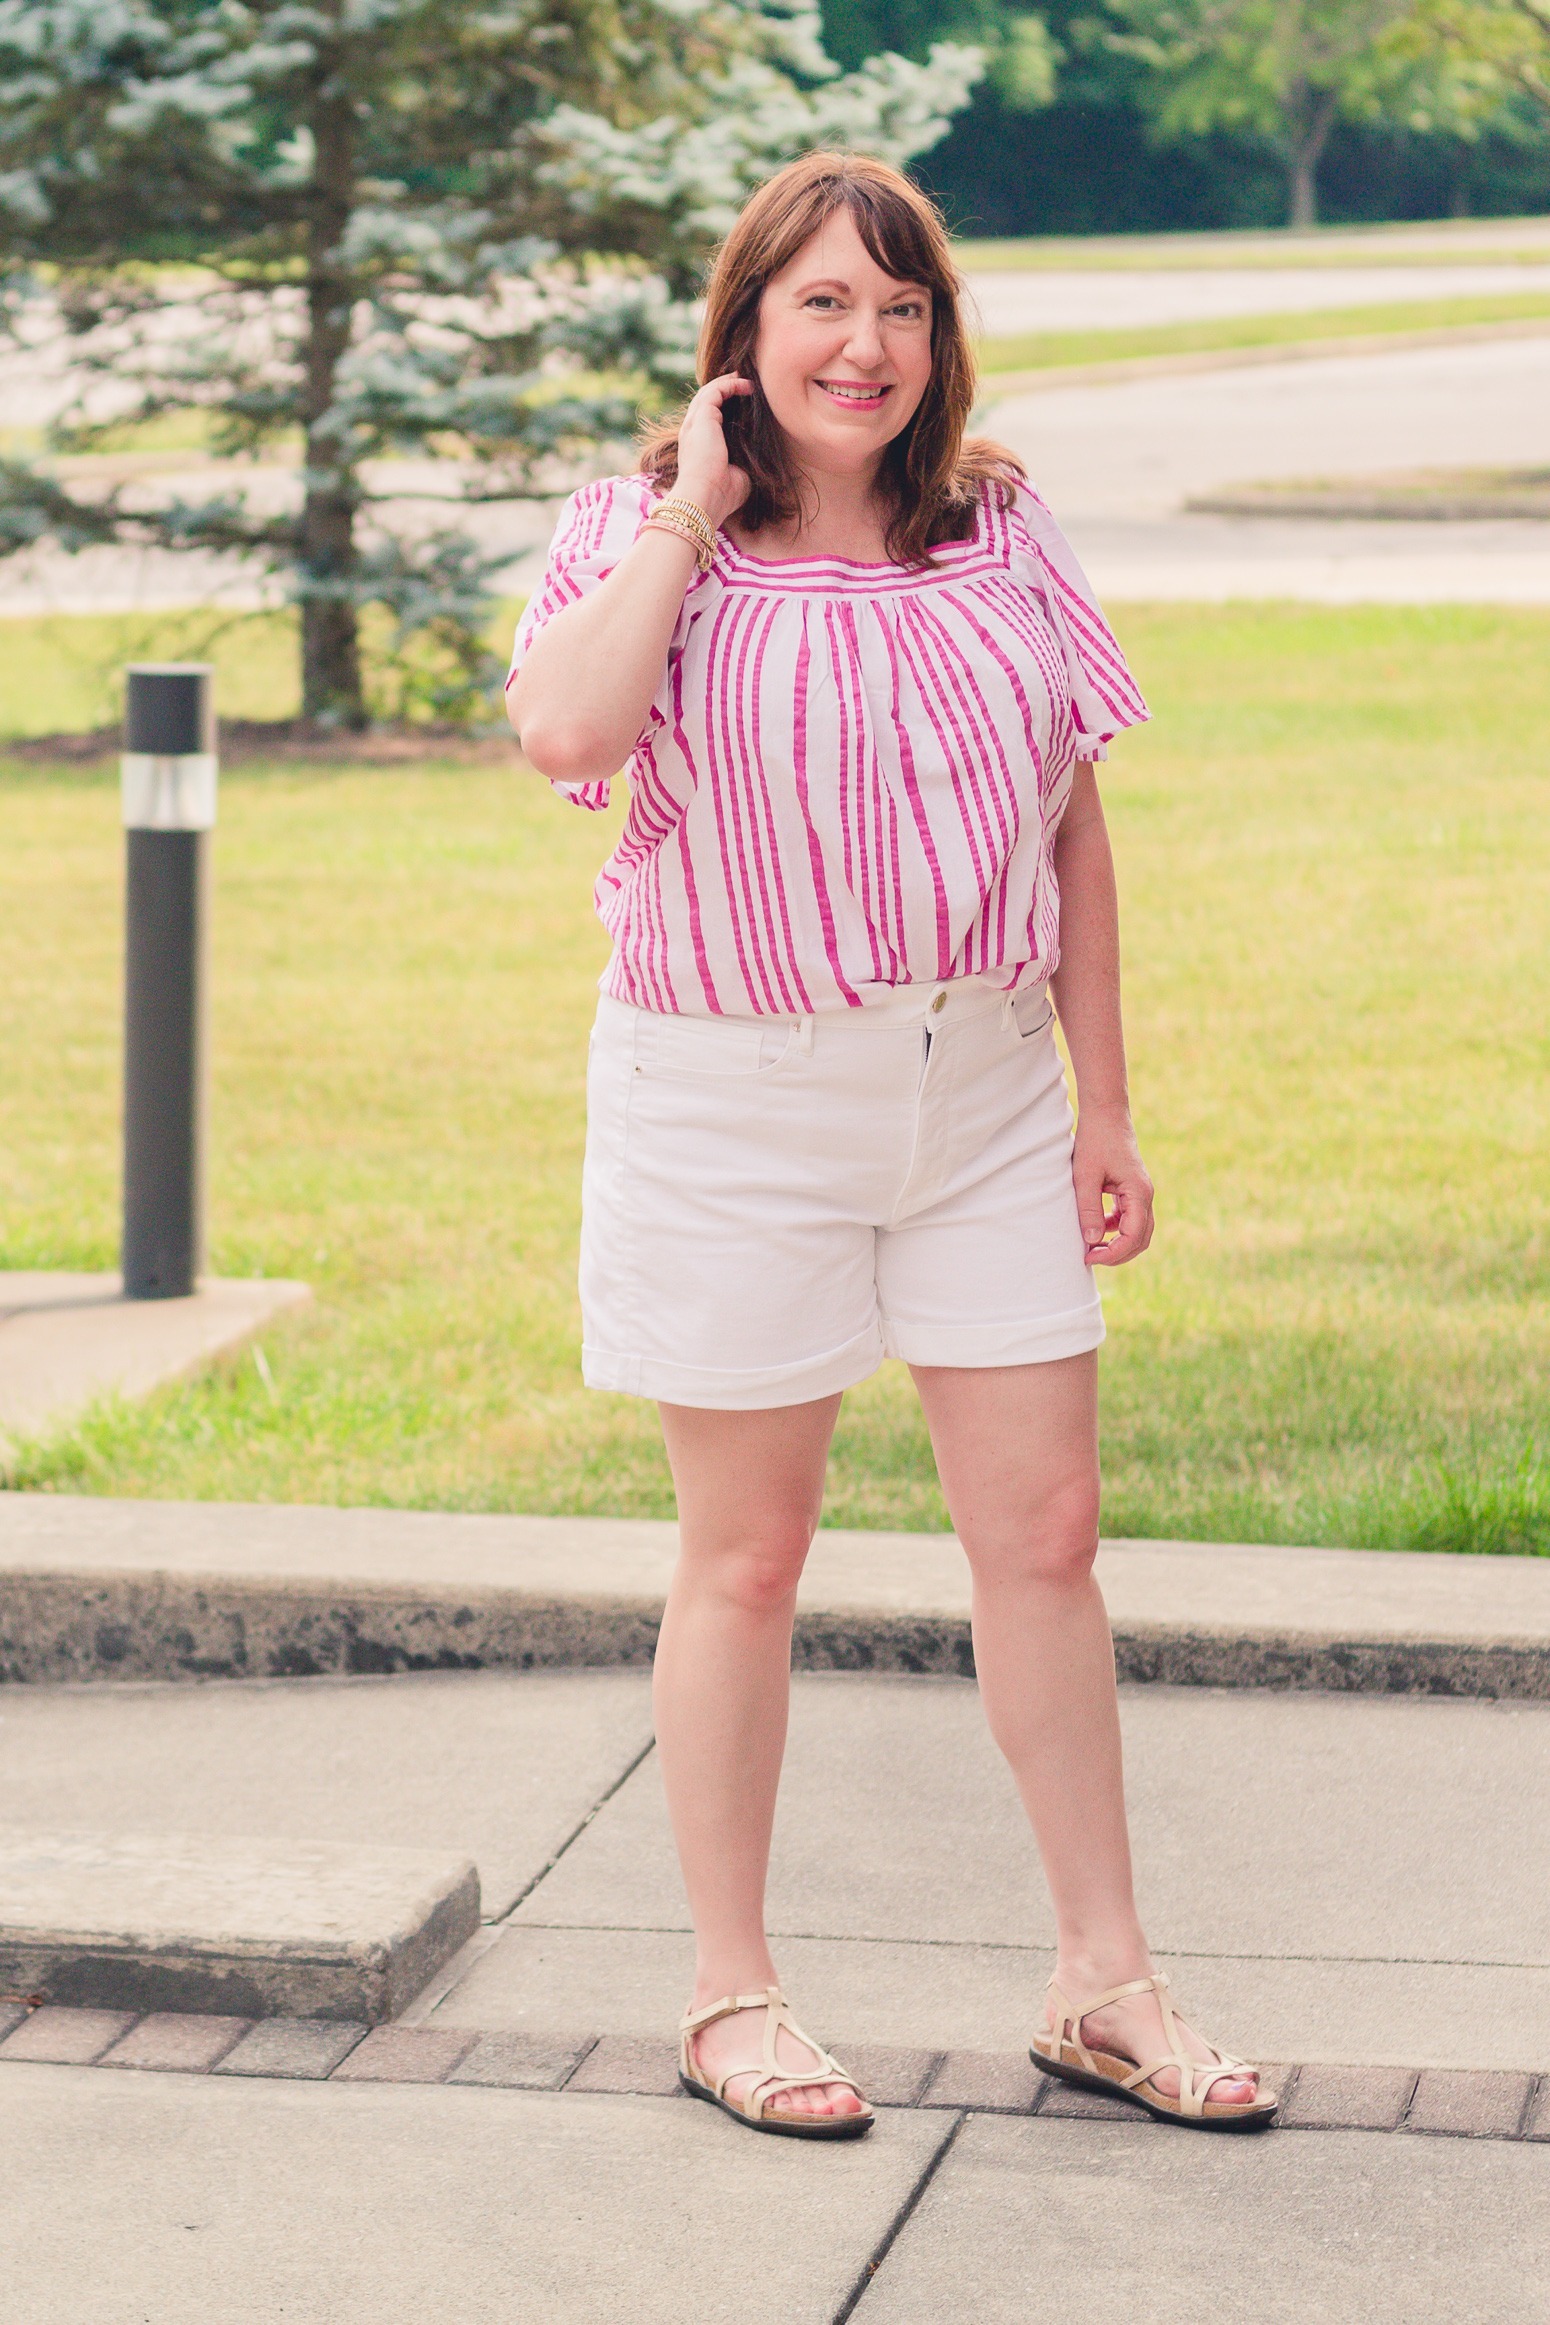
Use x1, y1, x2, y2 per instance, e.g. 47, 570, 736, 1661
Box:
964, 1474, 1101, 1590
678, 1521, 815, 1615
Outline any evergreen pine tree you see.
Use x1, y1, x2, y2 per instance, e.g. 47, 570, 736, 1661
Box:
0, 0, 979, 725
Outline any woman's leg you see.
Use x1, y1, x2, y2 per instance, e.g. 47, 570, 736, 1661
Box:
909, 1354, 1257, 2103
654, 1394, 863, 2118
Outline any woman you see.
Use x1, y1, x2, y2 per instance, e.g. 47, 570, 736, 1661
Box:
508, 151, 1276, 2138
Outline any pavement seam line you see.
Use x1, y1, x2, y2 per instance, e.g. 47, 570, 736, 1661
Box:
830, 2110, 965, 2324
393, 1925, 506, 2026
495, 1734, 659, 1924
505, 1919, 1550, 1975
554, 2034, 602, 2089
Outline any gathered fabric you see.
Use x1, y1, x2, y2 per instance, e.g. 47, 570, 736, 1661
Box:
509, 473, 1148, 1018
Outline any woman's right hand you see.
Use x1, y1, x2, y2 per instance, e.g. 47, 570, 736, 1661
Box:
512, 374, 752, 782
674, 373, 754, 529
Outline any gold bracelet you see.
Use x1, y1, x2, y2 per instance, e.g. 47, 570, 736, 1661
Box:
653, 494, 716, 548
646, 494, 718, 561
641, 509, 715, 572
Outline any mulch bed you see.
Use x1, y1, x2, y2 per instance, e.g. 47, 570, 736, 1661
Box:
5, 719, 518, 767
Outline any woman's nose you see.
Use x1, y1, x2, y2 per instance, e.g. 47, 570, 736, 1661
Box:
842, 312, 885, 367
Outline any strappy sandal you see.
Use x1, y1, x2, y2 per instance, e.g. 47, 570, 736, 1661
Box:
1030, 1971, 1279, 2131
678, 1984, 874, 2140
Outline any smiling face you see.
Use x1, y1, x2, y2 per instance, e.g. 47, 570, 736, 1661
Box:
751, 209, 934, 481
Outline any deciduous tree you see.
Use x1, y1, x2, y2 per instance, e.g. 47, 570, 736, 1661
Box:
1090, 0, 1481, 226
1417, 0, 1550, 120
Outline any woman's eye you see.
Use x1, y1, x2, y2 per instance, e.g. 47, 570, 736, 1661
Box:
806, 295, 840, 311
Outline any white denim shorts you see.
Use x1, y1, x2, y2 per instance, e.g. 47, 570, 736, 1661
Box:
579, 976, 1105, 1410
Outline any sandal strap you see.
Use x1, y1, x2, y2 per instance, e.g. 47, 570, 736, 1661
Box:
1043, 1972, 1259, 2114
679, 1985, 865, 2117
1051, 1970, 1168, 2019
1043, 1973, 1168, 2075
1120, 2053, 1249, 2114
1146, 1975, 1254, 2113
733, 2065, 864, 2120
679, 1986, 783, 2038
679, 1986, 783, 2085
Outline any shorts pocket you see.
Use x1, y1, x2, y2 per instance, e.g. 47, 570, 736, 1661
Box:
635, 1012, 795, 1080
1011, 986, 1054, 1041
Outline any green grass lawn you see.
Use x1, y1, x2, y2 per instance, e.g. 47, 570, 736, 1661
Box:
0, 607, 304, 737
2, 603, 1547, 1550
0, 600, 528, 739
976, 291, 1550, 376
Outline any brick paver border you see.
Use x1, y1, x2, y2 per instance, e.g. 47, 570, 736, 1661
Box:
0, 2005, 1543, 2142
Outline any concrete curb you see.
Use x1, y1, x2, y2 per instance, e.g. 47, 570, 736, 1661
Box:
2, 1495, 1548, 1698
4, 1569, 1548, 1698
0, 1828, 481, 2023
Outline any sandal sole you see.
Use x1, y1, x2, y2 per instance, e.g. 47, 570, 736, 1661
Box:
679, 2072, 874, 2139
1029, 2045, 1279, 2132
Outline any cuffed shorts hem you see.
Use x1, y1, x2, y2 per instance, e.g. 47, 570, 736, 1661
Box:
882, 1304, 1106, 1368
581, 1325, 884, 1411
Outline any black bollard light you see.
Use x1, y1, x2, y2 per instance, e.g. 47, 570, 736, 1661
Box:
121, 664, 217, 1299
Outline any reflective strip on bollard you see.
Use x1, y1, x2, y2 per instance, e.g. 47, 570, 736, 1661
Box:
121, 752, 219, 832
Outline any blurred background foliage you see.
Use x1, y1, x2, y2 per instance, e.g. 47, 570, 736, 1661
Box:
825, 0, 1550, 233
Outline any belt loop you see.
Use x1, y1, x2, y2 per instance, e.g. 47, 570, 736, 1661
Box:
798, 1014, 815, 1056
1000, 991, 1016, 1033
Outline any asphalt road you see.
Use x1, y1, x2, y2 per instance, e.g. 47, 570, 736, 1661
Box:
984, 334, 1550, 601
3, 300, 1548, 614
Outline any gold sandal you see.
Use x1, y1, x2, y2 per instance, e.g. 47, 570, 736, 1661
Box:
1030, 1971, 1279, 2131
679, 1985, 874, 2140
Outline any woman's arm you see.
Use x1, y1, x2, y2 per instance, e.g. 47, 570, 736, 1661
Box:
1049, 759, 1155, 1267
508, 374, 751, 785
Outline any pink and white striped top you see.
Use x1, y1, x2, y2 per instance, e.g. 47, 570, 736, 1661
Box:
509, 472, 1148, 1016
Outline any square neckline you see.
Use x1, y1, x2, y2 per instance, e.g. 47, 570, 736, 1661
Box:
710, 482, 997, 585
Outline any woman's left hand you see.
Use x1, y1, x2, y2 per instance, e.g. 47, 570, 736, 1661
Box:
1072, 1103, 1154, 1267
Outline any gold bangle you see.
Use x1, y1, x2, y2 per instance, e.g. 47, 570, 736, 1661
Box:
651, 494, 718, 557
641, 510, 715, 572
653, 493, 715, 540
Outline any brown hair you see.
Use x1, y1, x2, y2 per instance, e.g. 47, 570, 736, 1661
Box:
638, 151, 1023, 565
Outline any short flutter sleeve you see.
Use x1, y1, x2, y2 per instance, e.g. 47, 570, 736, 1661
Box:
507, 474, 664, 811
1006, 482, 1149, 761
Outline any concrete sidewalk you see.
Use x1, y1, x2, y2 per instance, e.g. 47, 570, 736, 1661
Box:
2, 1658, 1547, 2320
3, 1492, 1547, 1696
4, 1663, 1546, 2073
2, 2062, 1545, 2323
0, 1275, 310, 1449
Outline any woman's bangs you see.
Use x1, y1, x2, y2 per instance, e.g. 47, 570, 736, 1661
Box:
842, 184, 955, 303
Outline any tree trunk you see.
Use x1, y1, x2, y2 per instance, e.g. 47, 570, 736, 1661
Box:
1288, 154, 1317, 230
1285, 83, 1340, 233
300, 549, 363, 729
299, 13, 365, 730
